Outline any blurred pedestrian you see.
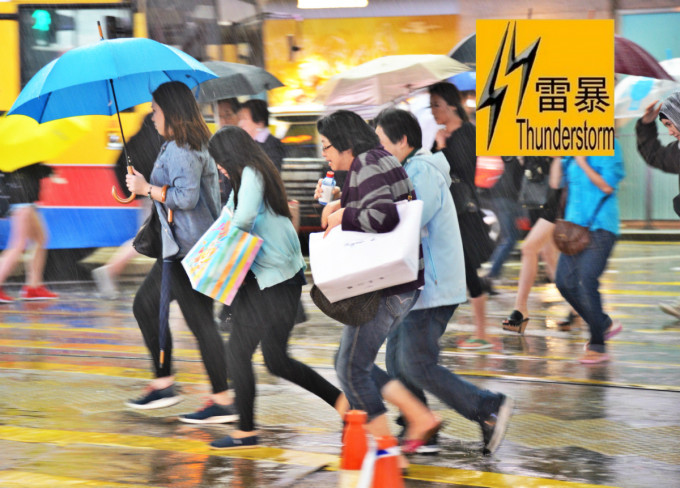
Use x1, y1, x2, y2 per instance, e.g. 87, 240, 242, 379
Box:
215, 97, 241, 128
556, 142, 625, 364
484, 155, 523, 285
0, 163, 58, 302
316, 110, 441, 453
207, 126, 347, 449
124, 81, 233, 417
635, 94, 680, 318
92, 113, 163, 299
428, 82, 495, 350
238, 99, 285, 172
374, 108, 513, 455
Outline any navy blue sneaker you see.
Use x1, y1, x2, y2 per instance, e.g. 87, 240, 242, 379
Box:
210, 434, 259, 449
479, 394, 514, 455
125, 385, 182, 410
179, 401, 239, 424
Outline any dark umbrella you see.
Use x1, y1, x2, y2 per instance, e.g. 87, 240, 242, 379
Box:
615, 35, 674, 81
197, 61, 284, 103
159, 209, 174, 368
448, 33, 476, 70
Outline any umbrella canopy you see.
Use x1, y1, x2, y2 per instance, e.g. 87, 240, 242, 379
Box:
615, 36, 674, 81
615, 58, 680, 119
449, 71, 476, 91
197, 61, 284, 103
0, 115, 89, 172
448, 33, 476, 69
315, 54, 470, 107
8, 37, 217, 123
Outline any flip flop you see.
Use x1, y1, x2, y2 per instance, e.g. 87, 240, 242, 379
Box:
502, 310, 529, 334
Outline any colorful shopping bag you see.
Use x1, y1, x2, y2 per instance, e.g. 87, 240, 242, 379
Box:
182, 208, 262, 305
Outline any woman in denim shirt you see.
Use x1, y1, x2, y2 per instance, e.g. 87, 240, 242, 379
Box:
124, 82, 232, 418
557, 140, 625, 364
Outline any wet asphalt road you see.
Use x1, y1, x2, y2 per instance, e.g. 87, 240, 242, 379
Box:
1, 240, 680, 487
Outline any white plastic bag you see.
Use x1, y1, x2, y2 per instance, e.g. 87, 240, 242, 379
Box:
309, 199, 423, 303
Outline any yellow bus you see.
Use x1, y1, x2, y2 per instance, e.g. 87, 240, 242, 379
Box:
0, 0, 149, 267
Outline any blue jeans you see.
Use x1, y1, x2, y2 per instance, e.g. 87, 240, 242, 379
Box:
335, 290, 419, 420
488, 197, 522, 278
555, 229, 616, 353
380, 305, 498, 422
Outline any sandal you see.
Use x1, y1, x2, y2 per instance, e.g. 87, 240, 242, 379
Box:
401, 419, 443, 455
557, 311, 578, 331
502, 310, 529, 334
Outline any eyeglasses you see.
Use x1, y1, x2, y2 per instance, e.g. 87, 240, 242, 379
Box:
321, 143, 333, 152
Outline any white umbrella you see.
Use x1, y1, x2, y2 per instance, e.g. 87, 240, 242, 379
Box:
614, 58, 680, 119
315, 54, 470, 107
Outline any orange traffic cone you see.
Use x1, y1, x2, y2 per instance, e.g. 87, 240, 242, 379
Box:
371, 436, 404, 488
341, 410, 368, 470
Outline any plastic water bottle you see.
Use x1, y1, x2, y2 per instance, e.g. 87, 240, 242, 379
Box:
318, 171, 336, 205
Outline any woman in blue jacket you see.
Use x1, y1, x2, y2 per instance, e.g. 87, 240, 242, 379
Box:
207, 126, 346, 449
557, 142, 625, 364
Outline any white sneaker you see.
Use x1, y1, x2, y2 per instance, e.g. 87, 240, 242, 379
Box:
92, 266, 118, 299
659, 300, 680, 319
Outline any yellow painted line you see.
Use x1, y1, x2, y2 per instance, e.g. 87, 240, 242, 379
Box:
0, 361, 208, 384
0, 470, 164, 488
453, 370, 680, 392
0, 339, 201, 357
0, 426, 620, 488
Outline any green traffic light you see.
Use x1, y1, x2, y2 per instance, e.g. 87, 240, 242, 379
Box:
32, 9, 52, 32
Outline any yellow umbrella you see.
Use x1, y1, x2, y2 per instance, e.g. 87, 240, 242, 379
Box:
0, 114, 90, 172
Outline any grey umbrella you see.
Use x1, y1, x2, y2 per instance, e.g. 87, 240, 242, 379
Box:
448, 33, 476, 70
197, 61, 284, 103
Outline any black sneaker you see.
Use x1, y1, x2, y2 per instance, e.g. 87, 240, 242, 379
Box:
479, 394, 514, 455
125, 385, 182, 410
179, 401, 239, 424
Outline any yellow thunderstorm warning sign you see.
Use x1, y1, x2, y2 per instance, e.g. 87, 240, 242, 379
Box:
476, 19, 614, 156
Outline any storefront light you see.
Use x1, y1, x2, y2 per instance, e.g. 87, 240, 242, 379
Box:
298, 0, 368, 8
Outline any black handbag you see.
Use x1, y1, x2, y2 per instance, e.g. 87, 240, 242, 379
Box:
519, 156, 552, 208
310, 285, 381, 326
519, 178, 549, 208
132, 209, 161, 258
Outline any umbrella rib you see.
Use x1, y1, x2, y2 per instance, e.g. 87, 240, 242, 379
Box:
38, 92, 52, 123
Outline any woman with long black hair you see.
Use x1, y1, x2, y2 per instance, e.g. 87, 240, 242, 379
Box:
207, 126, 347, 449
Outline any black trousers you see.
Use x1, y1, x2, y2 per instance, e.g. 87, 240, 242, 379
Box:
228, 272, 342, 431
133, 260, 228, 394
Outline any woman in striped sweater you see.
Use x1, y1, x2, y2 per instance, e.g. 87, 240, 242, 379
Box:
317, 110, 441, 453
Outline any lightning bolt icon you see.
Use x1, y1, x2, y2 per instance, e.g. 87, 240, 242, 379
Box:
478, 22, 541, 151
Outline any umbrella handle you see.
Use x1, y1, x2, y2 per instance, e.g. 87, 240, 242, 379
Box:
112, 165, 136, 204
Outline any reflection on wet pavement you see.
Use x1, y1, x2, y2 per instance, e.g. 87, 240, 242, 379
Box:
1, 241, 680, 487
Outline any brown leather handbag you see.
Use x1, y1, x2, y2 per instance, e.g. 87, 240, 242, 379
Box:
553, 194, 611, 255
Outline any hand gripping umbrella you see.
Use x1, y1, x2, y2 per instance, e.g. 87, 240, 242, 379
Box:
7, 22, 217, 203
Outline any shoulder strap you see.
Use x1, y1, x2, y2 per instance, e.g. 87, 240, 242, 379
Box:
586, 193, 613, 228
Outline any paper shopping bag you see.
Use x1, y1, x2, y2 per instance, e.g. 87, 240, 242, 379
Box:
182, 208, 262, 305
309, 199, 423, 303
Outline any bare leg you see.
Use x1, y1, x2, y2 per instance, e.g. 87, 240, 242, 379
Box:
378, 380, 439, 440
470, 294, 488, 341
539, 236, 560, 282
25, 207, 47, 288
0, 207, 31, 285
106, 239, 140, 278
513, 218, 555, 317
